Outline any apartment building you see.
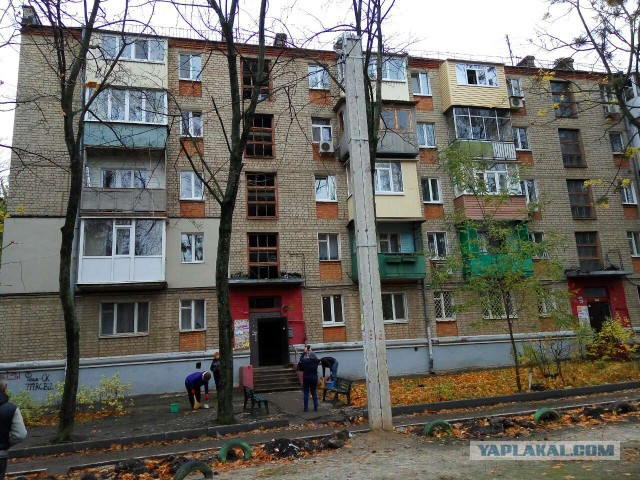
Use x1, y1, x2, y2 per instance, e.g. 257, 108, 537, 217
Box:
1, 13, 638, 395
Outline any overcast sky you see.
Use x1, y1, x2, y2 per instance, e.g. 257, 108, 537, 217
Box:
0, 0, 583, 178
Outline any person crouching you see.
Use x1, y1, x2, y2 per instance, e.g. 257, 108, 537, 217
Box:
185, 371, 211, 410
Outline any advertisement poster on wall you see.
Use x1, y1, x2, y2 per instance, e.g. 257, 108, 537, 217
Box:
234, 319, 250, 350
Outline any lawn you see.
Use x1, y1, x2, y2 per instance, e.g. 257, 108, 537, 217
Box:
350, 360, 640, 408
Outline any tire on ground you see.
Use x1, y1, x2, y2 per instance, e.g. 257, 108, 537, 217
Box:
173, 460, 213, 480
533, 407, 561, 423
611, 400, 636, 414
217, 439, 253, 462
422, 419, 453, 437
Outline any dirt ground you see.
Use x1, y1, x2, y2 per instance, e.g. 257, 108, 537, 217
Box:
217, 417, 640, 479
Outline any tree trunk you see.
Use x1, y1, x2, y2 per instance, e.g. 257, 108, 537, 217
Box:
215, 194, 237, 424
56, 148, 84, 442
505, 306, 522, 392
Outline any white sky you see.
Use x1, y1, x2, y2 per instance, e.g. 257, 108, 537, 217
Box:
0, 0, 583, 179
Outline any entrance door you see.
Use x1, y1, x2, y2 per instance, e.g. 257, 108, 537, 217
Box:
249, 313, 289, 366
587, 301, 611, 332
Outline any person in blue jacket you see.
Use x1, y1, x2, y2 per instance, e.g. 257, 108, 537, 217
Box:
185, 371, 211, 409
298, 345, 320, 412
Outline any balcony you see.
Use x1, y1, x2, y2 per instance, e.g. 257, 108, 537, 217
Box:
377, 130, 419, 158
84, 123, 168, 149
464, 253, 533, 278
454, 194, 527, 221
81, 188, 166, 213
451, 139, 516, 161
351, 252, 426, 282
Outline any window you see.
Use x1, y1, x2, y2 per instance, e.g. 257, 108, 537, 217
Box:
475, 163, 520, 195
411, 72, 431, 95
249, 296, 281, 309
180, 299, 205, 331
102, 169, 151, 189
610, 132, 624, 154
242, 58, 270, 100
318, 233, 340, 261
514, 127, 529, 150
529, 232, 549, 259
83, 219, 162, 257
559, 129, 583, 167
381, 293, 406, 322
87, 88, 167, 124
374, 162, 403, 193
455, 63, 498, 86
621, 182, 637, 204
380, 108, 413, 132
248, 233, 278, 279
427, 232, 448, 259
180, 112, 203, 137
507, 78, 523, 97
477, 231, 505, 254
433, 291, 454, 320
446, 107, 513, 142
422, 178, 442, 203
179, 54, 202, 81
628, 232, 640, 256
368, 56, 406, 81
311, 118, 332, 143
322, 295, 344, 324
246, 172, 277, 218
308, 65, 329, 89
551, 81, 576, 117
520, 179, 538, 205
538, 295, 557, 317
483, 292, 516, 319
100, 302, 149, 336
246, 114, 274, 157
575, 232, 601, 271
567, 180, 594, 219
417, 123, 436, 148
378, 233, 401, 254
181, 233, 204, 263
102, 35, 164, 62
180, 171, 204, 200
315, 175, 337, 202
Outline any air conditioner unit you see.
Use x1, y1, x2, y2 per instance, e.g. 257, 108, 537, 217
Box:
319, 140, 334, 154
509, 96, 524, 109
605, 103, 620, 116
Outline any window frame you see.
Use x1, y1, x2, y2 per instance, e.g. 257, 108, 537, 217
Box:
575, 231, 601, 271
378, 232, 402, 254
101, 169, 152, 189
102, 35, 165, 63
381, 292, 408, 323
247, 232, 279, 279
368, 56, 407, 82
514, 127, 530, 150
507, 78, 524, 97
609, 132, 624, 154
85, 88, 167, 125
422, 178, 442, 204
179, 111, 203, 137
311, 117, 333, 143
242, 58, 271, 101
181, 232, 204, 263
318, 233, 341, 261
321, 294, 345, 325
528, 231, 549, 259
374, 162, 404, 194
567, 180, 595, 219
99, 301, 150, 337
82, 219, 163, 258
245, 114, 275, 158
538, 295, 557, 317
455, 63, 499, 87
180, 171, 204, 200
520, 179, 538, 205
178, 53, 202, 81
621, 182, 638, 205
433, 291, 455, 321
308, 65, 329, 90
427, 232, 448, 259
551, 81, 577, 118
179, 299, 206, 332
315, 175, 337, 202
628, 231, 640, 257
416, 122, 436, 148
411, 72, 431, 96
380, 108, 414, 132
246, 172, 277, 219
483, 292, 517, 320
559, 129, 584, 167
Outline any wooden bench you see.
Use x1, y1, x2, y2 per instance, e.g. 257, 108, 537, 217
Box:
322, 377, 353, 405
243, 386, 269, 414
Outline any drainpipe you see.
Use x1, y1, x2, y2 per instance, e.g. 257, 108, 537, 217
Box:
421, 278, 434, 373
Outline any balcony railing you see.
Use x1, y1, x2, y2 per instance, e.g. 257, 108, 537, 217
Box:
454, 194, 527, 221
452, 139, 516, 161
339, 130, 419, 161
81, 188, 166, 213
351, 252, 426, 282
464, 253, 533, 278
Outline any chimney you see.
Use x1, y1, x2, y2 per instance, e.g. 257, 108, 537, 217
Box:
516, 55, 536, 68
273, 33, 287, 48
21, 5, 41, 26
553, 57, 575, 71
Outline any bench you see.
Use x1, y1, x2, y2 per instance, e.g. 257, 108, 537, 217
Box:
243, 386, 269, 414
322, 377, 353, 405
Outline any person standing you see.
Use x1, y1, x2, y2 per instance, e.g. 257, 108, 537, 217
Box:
210, 352, 221, 393
184, 371, 211, 410
320, 356, 339, 382
0, 375, 27, 480
298, 345, 320, 412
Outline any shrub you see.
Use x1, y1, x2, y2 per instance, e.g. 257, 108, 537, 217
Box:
587, 315, 638, 361
10, 390, 44, 424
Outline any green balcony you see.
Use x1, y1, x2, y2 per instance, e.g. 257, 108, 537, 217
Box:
351, 252, 426, 282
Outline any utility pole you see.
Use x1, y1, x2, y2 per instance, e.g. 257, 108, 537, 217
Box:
335, 33, 392, 431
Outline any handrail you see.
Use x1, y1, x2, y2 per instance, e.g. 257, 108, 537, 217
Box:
289, 344, 300, 365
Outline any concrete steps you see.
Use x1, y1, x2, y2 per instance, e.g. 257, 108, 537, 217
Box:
252, 365, 300, 392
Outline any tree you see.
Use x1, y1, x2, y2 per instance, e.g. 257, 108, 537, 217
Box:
435, 144, 574, 391
2, 0, 145, 441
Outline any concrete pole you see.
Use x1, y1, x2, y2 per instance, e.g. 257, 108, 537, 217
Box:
336, 34, 393, 431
